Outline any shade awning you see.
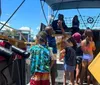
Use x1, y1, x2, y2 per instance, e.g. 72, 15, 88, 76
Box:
45, 0, 100, 11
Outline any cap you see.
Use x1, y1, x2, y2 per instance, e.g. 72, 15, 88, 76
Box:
72, 32, 81, 43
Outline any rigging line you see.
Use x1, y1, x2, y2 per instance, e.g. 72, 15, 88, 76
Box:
40, 1, 48, 25
53, 0, 64, 21
40, 0, 64, 25
0, 22, 16, 30
91, 13, 100, 29
0, 0, 25, 30
39, 2, 45, 24
77, 9, 87, 28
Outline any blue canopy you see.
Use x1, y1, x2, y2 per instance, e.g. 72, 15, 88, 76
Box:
45, 0, 100, 11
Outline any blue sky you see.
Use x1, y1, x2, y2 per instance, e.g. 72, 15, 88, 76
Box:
1, 0, 100, 36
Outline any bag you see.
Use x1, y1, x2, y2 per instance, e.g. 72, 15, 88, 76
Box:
64, 47, 76, 66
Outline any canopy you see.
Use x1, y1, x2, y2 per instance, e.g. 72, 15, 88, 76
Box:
45, 0, 100, 11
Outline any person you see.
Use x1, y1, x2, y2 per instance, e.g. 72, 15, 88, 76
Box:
72, 32, 83, 85
81, 27, 90, 40
80, 29, 96, 85
59, 37, 77, 85
52, 14, 68, 34
72, 15, 80, 34
45, 26, 57, 85
29, 31, 54, 85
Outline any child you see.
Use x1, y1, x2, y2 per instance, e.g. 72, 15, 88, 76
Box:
59, 37, 76, 85
29, 31, 54, 85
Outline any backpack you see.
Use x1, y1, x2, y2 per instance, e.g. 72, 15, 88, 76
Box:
64, 47, 76, 66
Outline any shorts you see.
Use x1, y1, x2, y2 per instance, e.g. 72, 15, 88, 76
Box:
64, 64, 75, 72
30, 72, 50, 85
82, 54, 93, 62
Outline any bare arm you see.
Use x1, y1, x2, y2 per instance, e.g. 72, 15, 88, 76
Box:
49, 48, 56, 68
59, 49, 65, 61
57, 20, 65, 34
92, 41, 96, 51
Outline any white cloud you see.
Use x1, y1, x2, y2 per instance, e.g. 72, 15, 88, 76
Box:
19, 26, 34, 37
19, 26, 34, 34
0, 21, 13, 31
36, 26, 40, 30
33, 35, 36, 39
6, 14, 10, 16
19, 26, 31, 30
0, 21, 10, 26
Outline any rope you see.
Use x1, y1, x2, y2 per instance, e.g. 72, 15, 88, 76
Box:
40, 1, 48, 24
0, 0, 26, 30
91, 13, 100, 29
52, 0, 64, 21
77, 9, 87, 28
40, 0, 64, 25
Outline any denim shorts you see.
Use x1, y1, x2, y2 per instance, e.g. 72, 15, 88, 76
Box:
64, 64, 75, 72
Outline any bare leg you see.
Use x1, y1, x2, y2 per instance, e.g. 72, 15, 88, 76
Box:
75, 64, 80, 84
80, 60, 88, 85
93, 77, 98, 85
63, 71, 67, 85
50, 61, 57, 85
87, 61, 92, 85
69, 71, 74, 85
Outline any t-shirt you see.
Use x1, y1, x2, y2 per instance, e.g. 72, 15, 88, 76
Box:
64, 47, 76, 66
30, 44, 53, 74
47, 35, 57, 54
76, 43, 83, 56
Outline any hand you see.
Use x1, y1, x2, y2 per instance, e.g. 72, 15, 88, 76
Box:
57, 20, 63, 28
